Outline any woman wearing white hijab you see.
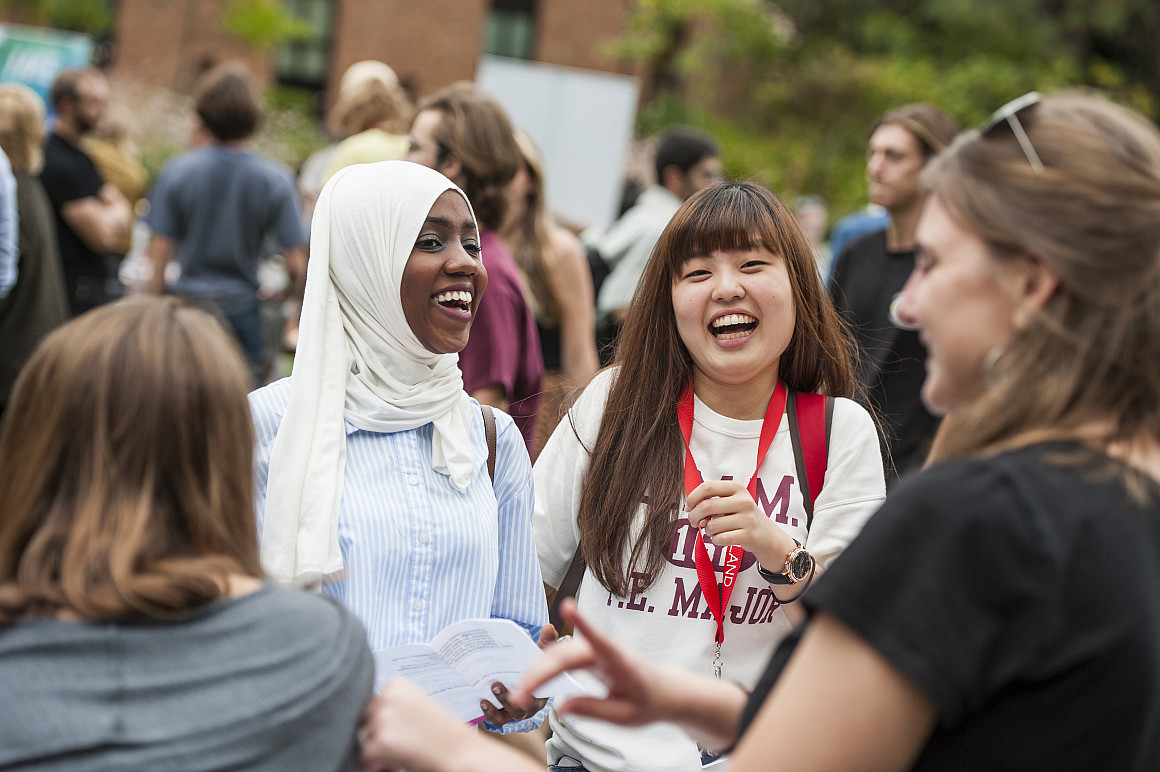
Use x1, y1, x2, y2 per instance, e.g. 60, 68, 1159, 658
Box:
249, 160, 548, 732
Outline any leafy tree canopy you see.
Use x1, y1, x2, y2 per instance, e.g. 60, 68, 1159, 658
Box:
610, 0, 1159, 217
222, 0, 310, 52
6, 0, 114, 35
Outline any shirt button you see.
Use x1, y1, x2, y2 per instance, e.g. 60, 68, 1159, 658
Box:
418, 532, 429, 544
413, 599, 424, 611
408, 476, 419, 485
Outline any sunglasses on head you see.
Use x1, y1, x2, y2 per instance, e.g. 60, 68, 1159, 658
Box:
982, 91, 1044, 171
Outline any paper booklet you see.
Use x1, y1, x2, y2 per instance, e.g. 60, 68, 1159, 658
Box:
371, 617, 585, 724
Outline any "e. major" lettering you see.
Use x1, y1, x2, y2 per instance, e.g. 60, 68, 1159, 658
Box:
728, 585, 779, 624
667, 576, 714, 619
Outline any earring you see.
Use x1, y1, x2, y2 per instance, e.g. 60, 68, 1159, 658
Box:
888, 292, 919, 331
982, 345, 1006, 384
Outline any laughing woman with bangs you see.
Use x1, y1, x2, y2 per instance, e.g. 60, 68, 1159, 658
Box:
526, 182, 886, 771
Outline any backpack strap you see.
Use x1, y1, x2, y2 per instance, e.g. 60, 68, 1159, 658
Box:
480, 404, 497, 483
548, 548, 587, 631
786, 391, 833, 531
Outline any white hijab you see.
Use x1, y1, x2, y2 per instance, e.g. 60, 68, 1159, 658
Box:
261, 160, 478, 585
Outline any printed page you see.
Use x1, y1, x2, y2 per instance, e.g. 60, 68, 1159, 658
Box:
371, 644, 487, 724
430, 617, 583, 700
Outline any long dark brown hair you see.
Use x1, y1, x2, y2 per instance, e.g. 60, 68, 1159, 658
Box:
0, 296, 262, 622
579, 181, 856, 596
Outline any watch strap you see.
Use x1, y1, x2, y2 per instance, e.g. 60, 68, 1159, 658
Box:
757, 561, 793, 585
757, 539, 811, 585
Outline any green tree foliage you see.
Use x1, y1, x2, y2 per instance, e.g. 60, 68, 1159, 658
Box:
255, 85, 327, 171
611, 0, 1160, 218
4, 0, 114, 34
222, 0, 310, 52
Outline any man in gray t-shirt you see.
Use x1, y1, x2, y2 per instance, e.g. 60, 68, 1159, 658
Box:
145, 64, 306, 382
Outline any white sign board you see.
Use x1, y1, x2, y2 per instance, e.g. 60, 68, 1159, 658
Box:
476, 55, 639, 231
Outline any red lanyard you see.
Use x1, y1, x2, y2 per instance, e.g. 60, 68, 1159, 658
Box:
677, 380, 786, 646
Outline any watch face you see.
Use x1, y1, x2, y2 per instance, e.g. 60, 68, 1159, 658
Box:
789, 551, 812, 582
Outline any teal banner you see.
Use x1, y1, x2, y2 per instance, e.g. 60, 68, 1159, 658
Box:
0, 23, 92, 106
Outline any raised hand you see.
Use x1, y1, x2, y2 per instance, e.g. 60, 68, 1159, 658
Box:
686, 478, 797, 568
510, 599, 748, 751
511, 599, 679, 726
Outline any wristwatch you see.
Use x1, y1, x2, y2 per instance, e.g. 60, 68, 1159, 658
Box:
757, 539, 813, 585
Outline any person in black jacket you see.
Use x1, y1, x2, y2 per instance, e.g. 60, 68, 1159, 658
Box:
829, 103, 959, 486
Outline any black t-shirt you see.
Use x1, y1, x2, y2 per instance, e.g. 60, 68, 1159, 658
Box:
537, 320, 561, 372
40, 132, 114, 314
741, 442, 1160, 770
830, 229, 939, 484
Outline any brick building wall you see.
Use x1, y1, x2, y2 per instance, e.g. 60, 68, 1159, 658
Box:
536, 0, 632, 73
327, 0, 635, 102
326, 0, 489, 101
104, 0, 633, 103
111, 0, 272, 92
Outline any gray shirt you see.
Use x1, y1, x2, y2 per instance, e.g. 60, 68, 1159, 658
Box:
145, 144, 306, 310
593, 185, 683, 318
0, 584, 372, 771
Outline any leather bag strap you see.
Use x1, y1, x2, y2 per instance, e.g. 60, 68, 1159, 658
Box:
480, 405, 497, 483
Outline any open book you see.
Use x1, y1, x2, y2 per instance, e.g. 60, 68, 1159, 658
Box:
372, 617, 584, 724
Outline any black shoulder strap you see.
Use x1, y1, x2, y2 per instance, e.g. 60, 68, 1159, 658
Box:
549, 548, 587, 631
826, 394, 835, 450
480, 404, 497, 483
786, 391, 833, 531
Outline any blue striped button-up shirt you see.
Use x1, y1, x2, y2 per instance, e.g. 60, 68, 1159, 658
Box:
250, 379, 548, 730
